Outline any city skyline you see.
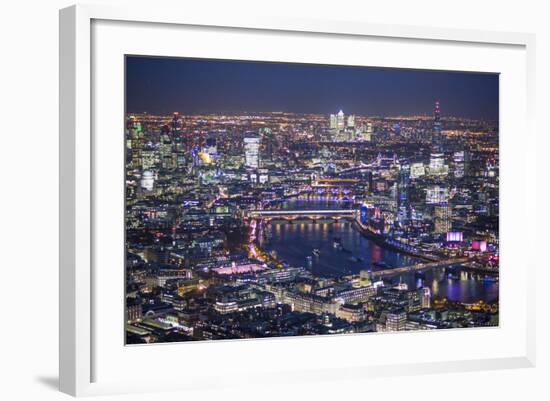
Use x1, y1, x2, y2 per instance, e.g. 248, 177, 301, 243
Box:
125, 56, 499, 345
126, 56, 499, 119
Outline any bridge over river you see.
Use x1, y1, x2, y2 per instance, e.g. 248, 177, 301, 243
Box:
247, 209, 356, 220
369, 257, 470, 278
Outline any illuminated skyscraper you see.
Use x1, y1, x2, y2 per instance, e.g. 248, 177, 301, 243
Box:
359, 122, 373, 141
426, 186, 449, 204
428, 152, 448, 176
337, 110, 345, 130
434, 204, 452, 234
159, 124, 175, 169
428, 101, 448, 176
127, 115, 144, 169
244, 132, 260, 168
259, 127, 275, 163
347, 114, 355, 128
396, 164, 411, 223
329, 114, 337, 129
453, 151, 465, 178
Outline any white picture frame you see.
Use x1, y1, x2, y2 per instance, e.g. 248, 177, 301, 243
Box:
59, 4, 536, 397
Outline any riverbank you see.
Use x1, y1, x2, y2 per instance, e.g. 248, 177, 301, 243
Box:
352, 219, 436, 262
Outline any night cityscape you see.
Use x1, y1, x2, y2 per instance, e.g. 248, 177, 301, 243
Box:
125, 56, 499, 344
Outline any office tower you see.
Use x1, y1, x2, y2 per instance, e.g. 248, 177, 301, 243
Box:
366, 122, 373, 138
337, 110, 345, 130
453, 150, 465, 178
396, 165, 411, 223
359, 122, 373, 141
428, 152, 448, 176
434, 204, 452, 233
347, 114, 355, 128
159, 125, 175, 169
244, 132, 260, 168
259, 127, 275, 163
127, 115, 144, 170
329, 114, 337, 129
171, 112, 183, 153
426, 186, 449, 204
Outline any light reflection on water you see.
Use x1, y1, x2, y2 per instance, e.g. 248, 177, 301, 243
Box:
262, 201, 498, 303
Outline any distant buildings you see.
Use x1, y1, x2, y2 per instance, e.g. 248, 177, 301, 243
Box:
244, 133, 260, 168
428, 152, 449, 176
124, 103, 499, 344
410, 162, 425, 179
426, 186, 449, 204
337, 109, 345, 130
385, 309, 407, 331
328, 109, 366, 142
434, 204, 452, 233
140, 171, 154, 191
329, 113, 338, 129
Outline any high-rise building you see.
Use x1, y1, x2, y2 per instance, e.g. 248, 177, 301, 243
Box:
244, 133, 260, 168
453, 151, 465, 178
396, 165, 411, 223
428, 152, 448, 176
127, 116, 144, 170
426, 186, 449, 204
357, 122, 373, 141
259, 127, 276, 163
160, 125, 177, 170
453, 149, 471, 178
434, 204, 452, 233
366, 122, 373, 136
347, 114, 355, 128
337, 110, 345, 130
329, 114, 337, 130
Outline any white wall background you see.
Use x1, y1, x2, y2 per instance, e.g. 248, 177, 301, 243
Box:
0, 0, 547, 400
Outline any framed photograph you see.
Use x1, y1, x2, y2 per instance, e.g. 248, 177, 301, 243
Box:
59, 4, 536, 396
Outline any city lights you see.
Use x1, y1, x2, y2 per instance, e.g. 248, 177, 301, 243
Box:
125, 57, 499, 345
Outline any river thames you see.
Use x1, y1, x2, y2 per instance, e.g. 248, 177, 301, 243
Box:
261, 199, 498, 303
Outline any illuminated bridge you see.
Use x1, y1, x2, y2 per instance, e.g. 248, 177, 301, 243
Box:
369, 257, 470, 279
247, 209, 356, 220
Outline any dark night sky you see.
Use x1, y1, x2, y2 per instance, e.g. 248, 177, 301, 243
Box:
126, 56, 499, 120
